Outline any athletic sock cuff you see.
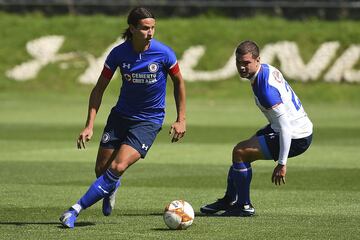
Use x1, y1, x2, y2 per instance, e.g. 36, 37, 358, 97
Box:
71, 203, 82, 214
105, 169, 120, 182
232, 162, 251, 171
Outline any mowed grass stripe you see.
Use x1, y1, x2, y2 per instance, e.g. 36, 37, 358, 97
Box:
0, 185, 359, 240
0, 161, 359, 192
1, 92, 359, 238
1, 123, 359, 145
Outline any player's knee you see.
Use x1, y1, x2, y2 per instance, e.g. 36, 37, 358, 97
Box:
111, 162, 128, 175
233, 145, 255, 163
232, 146, 246, 162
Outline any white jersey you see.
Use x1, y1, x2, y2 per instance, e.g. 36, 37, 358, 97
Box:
251, 64, 313, 138
251, 64, 313, 165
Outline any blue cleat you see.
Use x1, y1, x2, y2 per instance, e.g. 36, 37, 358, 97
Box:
102, 181, 120, 216
59, 208, 78, 228
102, 188, 118, 216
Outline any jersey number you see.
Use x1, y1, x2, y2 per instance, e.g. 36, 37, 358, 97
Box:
285, 81, 302, 110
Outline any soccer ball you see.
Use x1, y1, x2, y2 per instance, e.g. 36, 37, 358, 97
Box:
163, 200, 195, 230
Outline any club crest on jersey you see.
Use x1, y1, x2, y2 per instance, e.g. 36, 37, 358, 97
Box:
273, 70, 283, 83
148, 63, 159, 73
124, 74, 131, 81
101, 132, 111, 143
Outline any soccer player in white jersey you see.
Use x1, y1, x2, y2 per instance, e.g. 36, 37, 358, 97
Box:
200, 40, 313, 216
59, 7, 186, 228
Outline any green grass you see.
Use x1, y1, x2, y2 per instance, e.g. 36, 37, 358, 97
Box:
1, 13, 360, 239
0, 89, 359, 239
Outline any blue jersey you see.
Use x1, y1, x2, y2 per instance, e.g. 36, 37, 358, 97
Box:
104, 39, 178, 124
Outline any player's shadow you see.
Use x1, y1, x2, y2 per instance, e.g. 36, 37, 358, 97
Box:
0, 221, 95, 228
59, 222, 96, 228
149, 212, 215, 217
193, 211, 220, 217
194, 211, 258, 218
117, 212, 162, 217
152, 227, 178, 231
122, 211, 237, 218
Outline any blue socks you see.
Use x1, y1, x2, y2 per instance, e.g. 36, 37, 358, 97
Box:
225, 166, 237, 202
228, 162, 252, 206
77, 169, 120, 210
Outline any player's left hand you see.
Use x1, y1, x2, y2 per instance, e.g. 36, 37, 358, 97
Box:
271, 164, 287, 186
169, 120, 186, 143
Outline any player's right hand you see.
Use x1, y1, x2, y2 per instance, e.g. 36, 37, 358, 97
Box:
77, 127, 93, 149
169, 120, 186, 143
271, 164, 286, 186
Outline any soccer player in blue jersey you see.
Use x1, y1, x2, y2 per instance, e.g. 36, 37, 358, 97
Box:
200, 40, 313, 216
59, 7, 186, 228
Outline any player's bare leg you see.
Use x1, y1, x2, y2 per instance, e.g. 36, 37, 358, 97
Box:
95, 147, 118, 178
110, 144, 141, 175
220, 135, 263, 216
201, 135, 263, 216
60, 145, 141, 228
101, 145, 141, 216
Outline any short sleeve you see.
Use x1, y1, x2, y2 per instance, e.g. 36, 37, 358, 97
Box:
104, 47, 119, 73
255, 65, 282, 109
260, 85, 282, 109
164, 46, 178, 70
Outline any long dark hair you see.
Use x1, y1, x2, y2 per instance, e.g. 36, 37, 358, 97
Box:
122, 7, 155, 40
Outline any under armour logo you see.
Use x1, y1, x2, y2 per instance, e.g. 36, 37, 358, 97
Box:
142, 144, 149, 151
122, 63, 131, 69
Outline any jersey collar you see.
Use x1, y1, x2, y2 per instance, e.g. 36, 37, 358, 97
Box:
250, 64, 262, 84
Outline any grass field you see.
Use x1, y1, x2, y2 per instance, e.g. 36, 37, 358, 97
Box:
1, 13, 360, 240
0, 86, 359, 240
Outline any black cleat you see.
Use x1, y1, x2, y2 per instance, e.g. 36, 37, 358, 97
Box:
200, 196, 237, 214
220, 204, 255, 217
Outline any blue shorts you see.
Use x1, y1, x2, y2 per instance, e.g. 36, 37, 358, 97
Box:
100, 110, 162, 158
256, 124, 312, 161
